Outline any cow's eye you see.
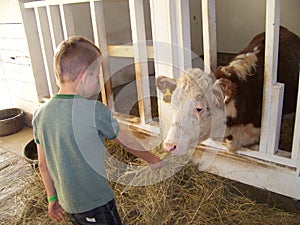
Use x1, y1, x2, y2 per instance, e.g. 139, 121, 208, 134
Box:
196, 108, 203, 112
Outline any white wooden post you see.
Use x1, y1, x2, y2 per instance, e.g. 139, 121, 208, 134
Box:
18, 0, 49, 101
35, 6, 58, 96
201, 0, 217, 73
46, 5, 64, 51
59, 4, 75, 39
293, 67, 300, 176
90, 0, 114, 108
129, 0, 152, 124
259, 0, 282, 154
150, 0, 193, 138
171, 0, 192, 72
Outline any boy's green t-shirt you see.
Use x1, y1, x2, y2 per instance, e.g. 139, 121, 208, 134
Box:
32, 94, 119, 213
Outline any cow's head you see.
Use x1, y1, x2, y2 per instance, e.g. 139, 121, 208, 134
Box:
156, 68, 226, 154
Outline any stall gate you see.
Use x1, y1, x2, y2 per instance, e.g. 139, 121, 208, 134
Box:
18, 0, 300, 200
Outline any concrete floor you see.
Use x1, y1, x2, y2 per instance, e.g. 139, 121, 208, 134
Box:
0, 126, 33, 157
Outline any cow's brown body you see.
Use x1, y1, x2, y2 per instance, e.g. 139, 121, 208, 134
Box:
215, 27, 300, 129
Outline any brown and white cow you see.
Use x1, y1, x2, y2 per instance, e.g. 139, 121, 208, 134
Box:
156, 26, 300, 153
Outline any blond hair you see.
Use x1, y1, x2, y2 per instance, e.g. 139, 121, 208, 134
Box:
54, 36, 101, 86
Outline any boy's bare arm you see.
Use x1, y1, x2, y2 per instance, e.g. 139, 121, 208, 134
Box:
37, 144, 64, 221
115, 128, 161, 166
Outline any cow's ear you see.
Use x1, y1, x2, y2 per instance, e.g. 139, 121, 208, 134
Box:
156, 76, 177, 103
215, 78, 236, 104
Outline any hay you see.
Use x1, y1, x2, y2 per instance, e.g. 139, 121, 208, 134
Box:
0, 149, 71, 225
105, 140, 300, 225
2, 141, 300, 225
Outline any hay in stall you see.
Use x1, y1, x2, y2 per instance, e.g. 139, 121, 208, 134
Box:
3, 140, 300, 225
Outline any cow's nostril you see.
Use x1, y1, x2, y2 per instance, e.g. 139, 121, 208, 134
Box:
196, 108, 203, 112
164, 142, 177, 152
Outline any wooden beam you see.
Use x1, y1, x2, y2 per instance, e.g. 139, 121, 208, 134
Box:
202, 0, 217, 73
129, 0, 152, 124
195, 145, 300, 200
90, 0, 114, 109
260, 0, 281, 154
24, 0, 101, 8
292, 67, 300, 176
59, 4, 75, 39
107, 45, 154, 59
35, 6, 58, 96
170, 0, 192, 73
17, 0, 49, 102
150, 0, 175, 139
46, 5, 64, 51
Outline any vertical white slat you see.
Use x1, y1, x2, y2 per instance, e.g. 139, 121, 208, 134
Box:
17, 0, 49, 101
59, 4, 75, 39
259, 0, 281, 154
90, 0, 114, 109
46, 5, 64, 51
201, 0, 217, 73
150, 0, 175, 138
268, 83, 284, 152
35, 7, 58, 96
149, 0, 174, 77
171, 0, 192, 72
129, 0, 152, 124
292, 67, 300, 176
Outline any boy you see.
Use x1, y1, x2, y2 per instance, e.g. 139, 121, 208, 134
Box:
32, 36, 161, 224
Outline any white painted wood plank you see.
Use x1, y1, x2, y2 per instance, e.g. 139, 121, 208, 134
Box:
170, 0, 192, 73
129, 0, 152, 124
237, 148, 297, 168
24, 0, 101, 8
259, 0, 281, 154
107, 45, 154, 58
0, 38, 28, 53
2, 63, 34, 83
201, 0, 217, 73
195, 146, 300, 200
0, 50, 30, 65
0, 24, 26, 39
17, 0, 49, 101
115, 112, 160, 135
90, 0, 113, 109
12, 98, 40, 115
149, 0, 174, 77
292, 69, 300, 176
149, 0, 175, 139
35, 7, 58, 96
46, 5, 64, 50
7, 80, 39, 103
267, 83, 284, 153
59, 4, 75, 39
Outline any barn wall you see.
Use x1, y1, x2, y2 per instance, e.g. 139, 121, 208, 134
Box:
0, 0, 40, 115
2, 0, 299, 113
190, 0, 300, 55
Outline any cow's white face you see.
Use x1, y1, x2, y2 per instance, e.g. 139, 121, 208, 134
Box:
156, 68, 226, 154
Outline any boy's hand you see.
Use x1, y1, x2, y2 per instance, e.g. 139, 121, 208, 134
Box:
48, 200, 65, 221
147, 154, 164, 170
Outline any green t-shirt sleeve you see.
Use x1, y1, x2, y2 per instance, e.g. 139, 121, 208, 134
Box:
95, 102, 119, 140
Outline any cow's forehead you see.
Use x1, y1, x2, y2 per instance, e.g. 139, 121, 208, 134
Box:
176, 72, 214, 97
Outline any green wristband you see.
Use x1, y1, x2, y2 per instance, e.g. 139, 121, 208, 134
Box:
47, 195, 58, 202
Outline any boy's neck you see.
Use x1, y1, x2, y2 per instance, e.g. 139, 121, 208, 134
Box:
57, 83, 78, 95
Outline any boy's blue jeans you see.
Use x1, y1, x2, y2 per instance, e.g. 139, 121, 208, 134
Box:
67, 199, 122, 225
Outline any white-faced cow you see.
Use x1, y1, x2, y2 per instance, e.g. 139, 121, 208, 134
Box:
156, 26, 300, 153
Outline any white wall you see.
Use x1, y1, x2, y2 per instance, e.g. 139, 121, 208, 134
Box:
1, 0, 300, 113
0, 0, 40, 114
190, 0, 300, 55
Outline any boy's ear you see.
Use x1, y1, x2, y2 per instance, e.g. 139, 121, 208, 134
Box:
78, 70, 88, 85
